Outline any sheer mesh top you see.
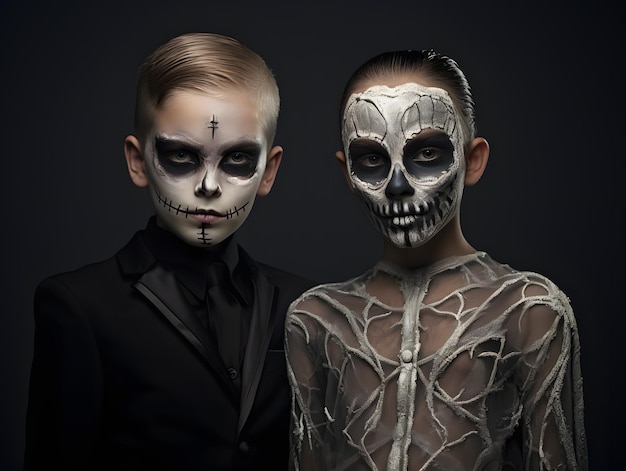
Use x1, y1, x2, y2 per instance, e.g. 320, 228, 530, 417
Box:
285, 252, 586, 470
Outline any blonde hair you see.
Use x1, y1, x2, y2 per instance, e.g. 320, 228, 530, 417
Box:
134, 32, 280, 144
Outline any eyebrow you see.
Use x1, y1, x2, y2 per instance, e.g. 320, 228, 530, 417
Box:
349, 138, 387, 153
405, 132, 452, 148
154, 134, 205, 153
218, 138, 263, 155
154, 135, 265, 165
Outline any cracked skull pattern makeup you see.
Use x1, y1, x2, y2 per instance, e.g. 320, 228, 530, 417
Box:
342, 83, 467, 248
144, 91, 268, 247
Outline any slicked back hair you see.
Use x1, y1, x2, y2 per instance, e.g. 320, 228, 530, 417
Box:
339, 49, 477, 143
134, 32, 280, 145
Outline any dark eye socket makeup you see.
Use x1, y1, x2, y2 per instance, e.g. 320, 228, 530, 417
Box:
349, 139, 391, 183
154, 136, 202, 176
220, 143, 262, 177
154, 135, 263, 178
403, 132, 455, 176
404, 133, 453, 157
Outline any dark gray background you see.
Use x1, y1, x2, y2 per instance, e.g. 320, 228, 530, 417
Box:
1, 1, 616, 469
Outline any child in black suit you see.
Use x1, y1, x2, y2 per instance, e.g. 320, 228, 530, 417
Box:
25, 32, 314, 470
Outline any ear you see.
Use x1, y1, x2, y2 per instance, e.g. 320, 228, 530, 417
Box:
257, 145, 283, 196
464, 137, 489, 186
335, 150, 355, 193
124, 135, 149, 188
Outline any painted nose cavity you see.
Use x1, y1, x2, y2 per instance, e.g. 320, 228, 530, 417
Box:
385, 166, 414, 198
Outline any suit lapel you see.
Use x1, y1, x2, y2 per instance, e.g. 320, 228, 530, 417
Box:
134, 264, 237, 390
238, 265, 277, 432
118, 229, 278, 417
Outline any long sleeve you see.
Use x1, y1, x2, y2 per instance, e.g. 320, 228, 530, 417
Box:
285, 297, 328, 471
513, 287, 587, 470
24, 276, 104, 469
283, 254, 587, 471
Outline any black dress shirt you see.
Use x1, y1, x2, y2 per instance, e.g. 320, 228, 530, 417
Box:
142, 217, 252, 390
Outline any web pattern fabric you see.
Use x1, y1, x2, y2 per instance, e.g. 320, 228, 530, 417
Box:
285, 252, 587, 471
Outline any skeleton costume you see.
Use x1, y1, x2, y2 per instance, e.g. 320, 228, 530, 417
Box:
285, 84, 587, 470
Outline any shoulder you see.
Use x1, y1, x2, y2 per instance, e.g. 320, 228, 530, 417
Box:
285, 272, 370, 327
474, 253, 571, 303
476, 254, 578, 339
33, 255, 123, 327
290, 280, 348, 303
36, 229, 151, 300
37, 256, 118, 294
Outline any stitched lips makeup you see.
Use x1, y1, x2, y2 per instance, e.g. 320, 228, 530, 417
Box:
141, 91, 269, 247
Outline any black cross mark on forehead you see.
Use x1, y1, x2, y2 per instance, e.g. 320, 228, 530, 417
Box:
208, 115, 219, 138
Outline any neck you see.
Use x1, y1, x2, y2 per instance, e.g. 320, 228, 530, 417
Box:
381, 214, 476, 268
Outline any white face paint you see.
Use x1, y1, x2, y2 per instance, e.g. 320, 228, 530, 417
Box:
342, 83, 467, 248
144, 90, 268, 247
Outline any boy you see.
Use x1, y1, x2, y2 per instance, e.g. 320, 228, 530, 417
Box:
25, 32, 314, 470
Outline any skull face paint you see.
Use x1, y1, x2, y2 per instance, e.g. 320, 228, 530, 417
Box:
144, 90, 268, 247
342, 83, 467, 248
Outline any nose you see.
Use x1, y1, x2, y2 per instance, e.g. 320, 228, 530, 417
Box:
195, 170, 222, 197
385, 166, 414, 199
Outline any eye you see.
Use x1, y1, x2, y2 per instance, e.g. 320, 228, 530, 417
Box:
403, 134, 455, 178
153, 136, 205, 177
221, 151, 258, 177
412, 147, 442, 164
158, 149, 200, 176
224, 152, 249, 164
348, 139, 391, 183
167, 150, 197, 165
356, 153, 386, 168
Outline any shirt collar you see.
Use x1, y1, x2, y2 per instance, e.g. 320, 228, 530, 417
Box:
142, 217, 251, 304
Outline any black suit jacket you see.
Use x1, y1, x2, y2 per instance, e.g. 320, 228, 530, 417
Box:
24, 226, 315, 470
